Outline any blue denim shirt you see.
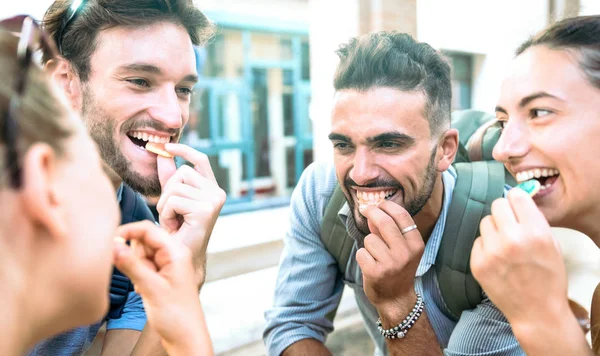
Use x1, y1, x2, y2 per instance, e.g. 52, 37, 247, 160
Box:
264, 162, 523, 356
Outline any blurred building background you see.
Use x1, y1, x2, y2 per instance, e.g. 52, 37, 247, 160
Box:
2, 0, 599, 354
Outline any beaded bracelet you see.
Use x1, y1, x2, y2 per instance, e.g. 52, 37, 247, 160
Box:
376, 294, 424, 340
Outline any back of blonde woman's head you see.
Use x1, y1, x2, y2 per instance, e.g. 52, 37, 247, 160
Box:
0, 29, 74, 186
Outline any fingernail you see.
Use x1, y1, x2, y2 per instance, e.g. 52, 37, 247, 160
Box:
114, 236, 126, 244
513, 179, 541, 197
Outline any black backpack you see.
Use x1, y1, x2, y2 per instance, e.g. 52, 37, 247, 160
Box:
108, 185, 155, 319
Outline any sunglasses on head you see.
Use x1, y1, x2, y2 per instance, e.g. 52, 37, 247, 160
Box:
56, 0, 87, 54
0, 15, 59, 189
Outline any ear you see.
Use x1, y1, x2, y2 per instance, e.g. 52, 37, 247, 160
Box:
45, 58, 83, 113
435, 128, 459, 172
19, 143, 68, 241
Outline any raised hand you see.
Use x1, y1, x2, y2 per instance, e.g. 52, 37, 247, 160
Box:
357, 201, 425, 324
155, 143, 226, 288
113, 221, 213, 356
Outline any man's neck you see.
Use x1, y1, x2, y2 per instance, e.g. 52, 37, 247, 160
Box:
102, 162, 123, 191
413, 173, 445, 244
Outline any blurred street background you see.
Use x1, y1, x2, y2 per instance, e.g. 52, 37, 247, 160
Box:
3, 0, 600, 354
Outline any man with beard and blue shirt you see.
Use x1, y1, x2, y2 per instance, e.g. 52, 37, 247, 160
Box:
264, 31, 524, 356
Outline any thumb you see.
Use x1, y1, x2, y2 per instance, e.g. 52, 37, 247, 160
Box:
157, 155, 177, 190
367, 216, 380, 237
113, 241, 162, 296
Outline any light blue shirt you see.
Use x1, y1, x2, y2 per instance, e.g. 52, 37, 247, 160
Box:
27, 184, 147, 356
264, 162, 523, 356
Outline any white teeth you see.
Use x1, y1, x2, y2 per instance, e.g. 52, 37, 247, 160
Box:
516, 168, 560, 183
356, 189, 397, 206
129, 131, 172, 143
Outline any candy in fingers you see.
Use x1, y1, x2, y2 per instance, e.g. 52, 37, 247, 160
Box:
146, 142, 174, 158
513, 179, 541, 197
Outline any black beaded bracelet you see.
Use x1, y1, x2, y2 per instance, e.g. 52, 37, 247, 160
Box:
376, 294, 424, 340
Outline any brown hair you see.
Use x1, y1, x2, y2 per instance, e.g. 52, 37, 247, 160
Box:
0, 31, 74, 179
334, 31, 452, 137
517, 15, 600, 89
42, 0, 214, 82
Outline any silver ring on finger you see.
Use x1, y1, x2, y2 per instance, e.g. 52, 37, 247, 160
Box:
401, 224, 418, 234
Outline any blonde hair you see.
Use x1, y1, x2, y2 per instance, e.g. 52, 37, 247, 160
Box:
0, 30, 74, 181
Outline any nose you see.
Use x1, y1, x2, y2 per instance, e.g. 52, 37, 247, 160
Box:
493, 118, 531, 164
146, 87, 183, 129
348, 147, 379, 186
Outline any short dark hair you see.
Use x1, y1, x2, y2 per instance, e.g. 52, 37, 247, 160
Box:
333, 31, 452, 136
517, 15, 600, 89
42, 0, 214, 82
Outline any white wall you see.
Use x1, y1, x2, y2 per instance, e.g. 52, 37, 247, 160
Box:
0, 1, 53, 20
308, 0, 360, 163
580, 0, 600, 15
417, 0, 549, 113
194, 0, 309, 25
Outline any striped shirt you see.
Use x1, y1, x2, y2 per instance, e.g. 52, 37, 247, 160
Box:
264, 162, 523, 356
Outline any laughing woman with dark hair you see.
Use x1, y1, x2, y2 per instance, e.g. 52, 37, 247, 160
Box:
470, 15, 600, 356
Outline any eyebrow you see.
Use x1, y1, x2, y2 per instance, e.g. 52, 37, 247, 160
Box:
496, 91, 564, 114
118, 62, 199, 84
366, 132, 415, 146
518, 92, 563, 108
328, 131, 416, 146
328, 133, 351, 142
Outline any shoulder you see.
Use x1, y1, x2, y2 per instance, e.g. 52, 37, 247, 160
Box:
297, 160, 338, 200
120, 185, 156, 224
291, 161, 339, 219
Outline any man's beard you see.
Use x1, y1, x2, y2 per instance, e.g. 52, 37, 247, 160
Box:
348, 147, 439, 235
81, 87, 162, 196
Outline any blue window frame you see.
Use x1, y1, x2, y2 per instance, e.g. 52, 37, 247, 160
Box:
182, 13, 312, 214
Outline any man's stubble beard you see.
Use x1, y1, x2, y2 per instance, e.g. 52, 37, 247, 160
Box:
81, 86, 162, 196
350, 147, 439, 235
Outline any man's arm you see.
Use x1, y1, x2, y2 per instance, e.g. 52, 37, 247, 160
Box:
357, 202, 443, 356
100, 330, 142, 356
99, 292, 148, 356
377, 301, 442, 356
264, 162, 343, 356
282, 339, 332, 356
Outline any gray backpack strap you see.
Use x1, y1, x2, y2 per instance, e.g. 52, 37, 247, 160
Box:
435, 161, 505, 321
321, 184, 354, 275
321, 185, 355, 322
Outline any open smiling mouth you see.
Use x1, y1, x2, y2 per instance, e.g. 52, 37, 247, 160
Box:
126, 131, 173, 155
356, 189, 398, 210
515, 168, 560, 192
